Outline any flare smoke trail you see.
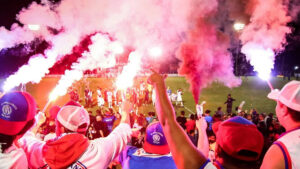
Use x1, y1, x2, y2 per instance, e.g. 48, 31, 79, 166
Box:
240, 0, 291, 79
116, 51, 142, 90
176, 0, 241, 104
2, 0, 196, 91
177, 19, 241, 104
50, 33, 119, 100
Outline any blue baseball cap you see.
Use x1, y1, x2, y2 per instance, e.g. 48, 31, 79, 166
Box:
0, 92, 37, 135
143, 121, 170, 155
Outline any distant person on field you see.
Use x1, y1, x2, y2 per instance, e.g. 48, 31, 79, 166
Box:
176, 88, 183, 107
224, 94, 235, 114
0, 92, 37, 169
261, 81, 300, 169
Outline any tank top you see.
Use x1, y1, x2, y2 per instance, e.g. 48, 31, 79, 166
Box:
274, 127, 300, 169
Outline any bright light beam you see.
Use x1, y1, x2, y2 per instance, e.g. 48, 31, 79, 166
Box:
27, 24, 41, 31
241, 43, 275, 91
110, 41, 124, 54
233, 22, 245, 31
149, 47, 162, 58
116, 51, 142, 90
41, 99, 52, 114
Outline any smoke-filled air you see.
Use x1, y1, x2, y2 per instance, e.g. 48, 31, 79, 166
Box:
240, 0, 291, 80
0, 0, 295, 102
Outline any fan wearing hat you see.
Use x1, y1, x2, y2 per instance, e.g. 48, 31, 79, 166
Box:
0, 92, 38, 169
119, 121, 177, 169
148, 71, 265, 169
19, 100, 132, 169
209, 116, 264, 169
261, 81, 300, 169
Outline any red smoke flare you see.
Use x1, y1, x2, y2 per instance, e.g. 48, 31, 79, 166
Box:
177, 18, 240, 104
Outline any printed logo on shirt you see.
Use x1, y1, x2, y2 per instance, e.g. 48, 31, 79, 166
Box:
70, 161, 87, 169
133, 148, 172, 157
40, 161, 87, 169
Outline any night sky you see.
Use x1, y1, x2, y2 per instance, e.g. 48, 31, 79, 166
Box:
0, 0, 300, 77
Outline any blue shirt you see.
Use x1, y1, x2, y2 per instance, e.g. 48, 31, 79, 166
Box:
120, 146, 177, 169
205, 116, 213, 130
103, 115, 116, 132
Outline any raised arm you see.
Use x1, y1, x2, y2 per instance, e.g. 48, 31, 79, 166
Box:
94, 101, 132, 162
196, 118, 209, 158
148, 72, 208, 169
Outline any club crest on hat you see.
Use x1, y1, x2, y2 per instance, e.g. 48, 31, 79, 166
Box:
151, 132, 163, 144
1, 102, 17, 119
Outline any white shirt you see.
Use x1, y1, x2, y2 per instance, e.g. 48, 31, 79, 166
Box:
19, 123, 132, 169
0, 143, 28, 169
177, 91, 182, 101
107, 91, 113, 101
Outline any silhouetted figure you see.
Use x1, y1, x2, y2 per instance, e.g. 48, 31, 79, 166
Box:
224, 94, 235, 114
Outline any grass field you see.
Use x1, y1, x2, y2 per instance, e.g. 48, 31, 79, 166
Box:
1, 76, 292, 116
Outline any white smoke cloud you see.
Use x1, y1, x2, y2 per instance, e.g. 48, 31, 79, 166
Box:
2, 0, 199, 91
240, 0, 291, 79
49, 33, 119, 99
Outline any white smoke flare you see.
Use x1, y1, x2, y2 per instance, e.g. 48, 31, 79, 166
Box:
116, 51, 142, 90
240, 0, 291, 79
49, 33, 119, 100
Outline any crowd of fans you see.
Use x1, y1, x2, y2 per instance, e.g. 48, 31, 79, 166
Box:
0, 72, 299, 169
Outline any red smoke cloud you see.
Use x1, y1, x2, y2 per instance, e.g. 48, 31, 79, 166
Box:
177, 19, 241, 103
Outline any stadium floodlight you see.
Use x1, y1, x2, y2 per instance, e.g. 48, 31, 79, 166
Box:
28, 24, 41, 31
233, 22, 245, 31
149, 47, 162, 58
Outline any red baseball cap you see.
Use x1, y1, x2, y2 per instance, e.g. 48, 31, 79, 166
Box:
213, 116, 264, 161
0, 92, 37, 135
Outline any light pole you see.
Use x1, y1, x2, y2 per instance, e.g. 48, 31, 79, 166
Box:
233, 22, 245, 76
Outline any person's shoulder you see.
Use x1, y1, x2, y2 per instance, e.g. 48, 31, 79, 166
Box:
261, 143, 285, 169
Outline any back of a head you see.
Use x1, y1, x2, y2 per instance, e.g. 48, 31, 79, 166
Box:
205, 110, 211, 115
213, 116, 264, 167
180, 111, 185, 116
0, 92, 37, 152
56, 101, 90, 135
143, 121, 170, 155
190, 114, 195, 120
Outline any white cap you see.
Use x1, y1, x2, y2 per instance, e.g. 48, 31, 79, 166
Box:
56, 105, 90, 133
268, 81, 300, 112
